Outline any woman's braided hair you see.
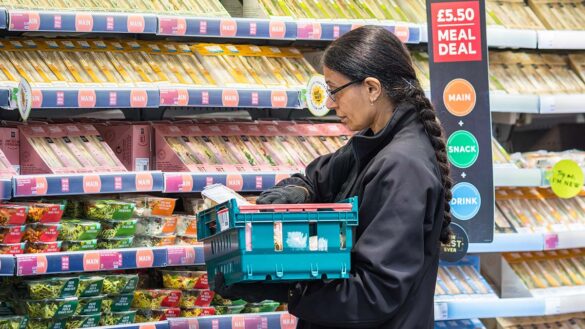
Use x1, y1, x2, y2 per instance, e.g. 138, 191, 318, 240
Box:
322, 25, 453, 244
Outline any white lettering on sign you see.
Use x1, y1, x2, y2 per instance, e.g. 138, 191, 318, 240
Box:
80, 95, 95, 102
85, 181, 99, 187
137, 179, 151, 186
439, 43, 477, 56
78, 19, 91, 27
438, 29, 477, 41
451, 197, 479, 205
273, 95, 286, 102
224, 95, 237, 101
448, 145, 477, 153
138, 255, 151, 262
85, 258, 99, 265
448, 93, 472, 102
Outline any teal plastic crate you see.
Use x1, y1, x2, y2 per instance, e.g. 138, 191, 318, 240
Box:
197, 197, 359, 289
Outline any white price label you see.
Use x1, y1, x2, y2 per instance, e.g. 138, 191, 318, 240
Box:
545, 297, 561, 315
434, 302, 449, 320
540, 96, 556, 113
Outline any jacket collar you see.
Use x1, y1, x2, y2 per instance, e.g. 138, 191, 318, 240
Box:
351, 102, 418, 168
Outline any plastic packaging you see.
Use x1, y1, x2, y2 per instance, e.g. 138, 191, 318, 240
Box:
0, 242, 25, 254
100, 311, 136, 326
75, 295, 103, 315
77, 276, 104, 297
98, 219, 137, 238
97, 237, 134, 249
0, 225, 24, 244
135, 308, 180, 322
176, 215, 197, 236
63, 199, 84, 219
135, 216, 178, 236
84, 200, 135, 221
214, 304, 246, 315
176, 235, 199, 245
66, 314, 100, 329
58, 220, 101, 241
133, 235, 176, 247
180, 289, 214, 308
132, 290, 182, 309
25, 297, 79, 319
0, 315, 27, 329
102, 274, 139, 295
162, 270, 208, 290
26, 318, 67, 329
24, 204, 65, 223
0, 205, 28, 225
24, 277, 79, 300
243, 300, 280, 313
180, 306, 215, 317
122, 196, 177, 217
101, 293, 134, 313
23, 224, 61, 242
25, 241, 62, 253
61, 239, 97, 251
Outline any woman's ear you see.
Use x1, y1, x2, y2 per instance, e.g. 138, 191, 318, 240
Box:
363, 77, 382, 104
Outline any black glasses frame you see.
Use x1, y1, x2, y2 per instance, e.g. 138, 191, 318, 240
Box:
326, 79, 363, 101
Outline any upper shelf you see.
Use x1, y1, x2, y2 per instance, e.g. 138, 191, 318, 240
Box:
2, 8, 584, 49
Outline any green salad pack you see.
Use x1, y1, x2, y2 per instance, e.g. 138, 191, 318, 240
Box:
98, 219, 137, 239
75, 296, 103, 315
0, 315, 27, 329
24, 277, 79, 300
61, 240, 97, 252
58, 220, 101, 241
85, 201, 135, 221
77, 276, 103, 297
102, 274, 138, 295
25, 297, 78, 319
101, 294, 133, 313
100, 311, 135, 326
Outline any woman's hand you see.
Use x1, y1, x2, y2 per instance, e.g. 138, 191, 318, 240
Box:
256, 185, 309, 204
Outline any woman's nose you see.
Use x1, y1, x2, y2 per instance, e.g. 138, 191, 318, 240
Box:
326, 96, 336, 109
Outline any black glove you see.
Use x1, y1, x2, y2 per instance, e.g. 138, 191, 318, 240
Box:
214, 272, 290, 303
256, 185, 309, 204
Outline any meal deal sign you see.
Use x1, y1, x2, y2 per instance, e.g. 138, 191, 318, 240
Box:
427, 0, 494, 258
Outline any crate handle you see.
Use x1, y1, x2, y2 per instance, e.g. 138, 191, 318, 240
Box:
238, 203, 353, 213
310, 263, 319, 277
275, 264, 284, 278
341, 263, 347, 276
247, 265, 253, 277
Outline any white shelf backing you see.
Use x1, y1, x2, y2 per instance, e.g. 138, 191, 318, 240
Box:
538, 30, 585, 50
468, 233, 544, 253
493, 167, 543, 187
539, 94, 585, 114
487, 27, 538, 49
490, 93, 540, 113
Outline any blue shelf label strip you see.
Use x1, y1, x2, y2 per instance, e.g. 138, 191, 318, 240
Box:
164, 173, 287, 193
35, 89, 159, 108
0, 9, 6, 30
0, 256, 15, 276
159, 88, 301, 109
0, 179, 11, 200
13, 172, 164, 197
8, 11, 157, 33
159, 17, 297, 39
16, 248, 168, 276
169, 313, 292, 329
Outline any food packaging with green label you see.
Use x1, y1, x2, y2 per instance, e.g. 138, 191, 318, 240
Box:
58, 220, 101, 241
214, 304, 246, 315
26, 318, 67, 329
84, 200, 135, 221
101, 293, 134, 313
75, 295, 103, 315
162, 270, 208, 289
61, 239, 97, 252
65, 314, 100, 329
102, 274, 139, 295
97, 236, 134, 249
133, 235, 176, 247
24, 277, 80, 300
98, 219, 137, 238
76, 276, 104, 297
135, 308, 180, 322
100, 310, 136, 326
132, 289, 182, 309
0, 315, 27, 329
25, 297, 79, 319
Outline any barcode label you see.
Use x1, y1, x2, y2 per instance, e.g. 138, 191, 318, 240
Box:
218, 209, 230, 232
135, 158, 149, 171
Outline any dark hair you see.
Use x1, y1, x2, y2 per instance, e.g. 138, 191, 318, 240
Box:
323, 25, 453, 244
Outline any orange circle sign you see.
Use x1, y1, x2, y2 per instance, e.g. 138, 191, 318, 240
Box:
443, 79, 476, 117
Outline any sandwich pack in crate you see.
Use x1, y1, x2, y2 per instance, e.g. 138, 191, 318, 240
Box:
197, 197, 359, 289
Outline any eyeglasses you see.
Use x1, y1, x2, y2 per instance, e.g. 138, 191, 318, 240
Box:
326, 79, 363, 102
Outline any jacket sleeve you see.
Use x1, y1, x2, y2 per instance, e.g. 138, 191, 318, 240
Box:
287, 155, 441, 327
274, 145, 353, 203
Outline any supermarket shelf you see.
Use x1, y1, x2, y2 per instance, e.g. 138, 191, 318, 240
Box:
434, 297, 545, 320
0, 179, 11, 200
163, 172, 294, 193
490, 93, 540, 113
296, 20, 420, 43
13, 171, 164, 197
537, 30, 585, 50
468, 233, 545, 253
27, 87, 159, 109
0, 8, 6, 29
15, 247, 168, 276
158, 16, 296, 40
486, 27, 538, 49
539, 94, 585, 114
169, 313, 296, 329
166, 245, 205, 267
0, 88, 10, 109
88, 321, 169, 329
0, 255, 15, 276
7, 10, 157, 33
159, 87, 302, 108
493, 167, 543, 187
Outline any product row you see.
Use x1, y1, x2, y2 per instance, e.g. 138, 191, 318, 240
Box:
504, 249, 585, 290
495, 188, 585, 234
496, 312, 585, 329
0, 196, 200, 254
435, 265, 496, 299
412, 50, 585, 95
254, 0, 584, 30
0, 0, 229, 16
492, 138, 585, 169
0, 268, 284, 329
0, 39, 316, 88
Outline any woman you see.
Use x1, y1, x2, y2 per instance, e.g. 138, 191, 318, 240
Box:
217, 25, 452, 329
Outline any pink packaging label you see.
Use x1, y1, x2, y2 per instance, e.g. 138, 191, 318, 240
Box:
167, 246, 196, 265
100, 251, 123, 270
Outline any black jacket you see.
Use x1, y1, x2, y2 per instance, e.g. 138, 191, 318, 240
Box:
283, 102, 445, 329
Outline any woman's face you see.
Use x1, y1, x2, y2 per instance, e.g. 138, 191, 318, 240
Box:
324, 66, 377, 132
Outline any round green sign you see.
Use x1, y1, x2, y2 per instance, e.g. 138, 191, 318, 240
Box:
550, 160, 584, 199
447, 130, 479, 169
